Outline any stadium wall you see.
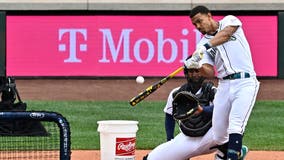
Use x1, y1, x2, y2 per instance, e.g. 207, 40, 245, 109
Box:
279, 12, 284, 79
0, 0, 283, 78
0, 0, 284, 11
0, 12, 5, 77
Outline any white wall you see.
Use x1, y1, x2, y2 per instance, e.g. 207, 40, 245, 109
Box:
0, 0, 284, 10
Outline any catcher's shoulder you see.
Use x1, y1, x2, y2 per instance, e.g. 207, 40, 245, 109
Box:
202, 80, 217, 92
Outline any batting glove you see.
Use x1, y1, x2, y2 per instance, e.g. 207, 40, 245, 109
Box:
191, 42, 212, 62
184, 58, 202, 69
191, 46, 206, 62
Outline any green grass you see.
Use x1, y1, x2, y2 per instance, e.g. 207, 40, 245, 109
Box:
25, 100, 284, 151
244, 101, 284, 150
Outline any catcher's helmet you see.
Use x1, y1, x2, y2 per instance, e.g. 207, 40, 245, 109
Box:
183, 56, 205, 84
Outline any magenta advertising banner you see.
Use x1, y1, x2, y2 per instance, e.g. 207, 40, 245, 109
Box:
6, 15, 277, 77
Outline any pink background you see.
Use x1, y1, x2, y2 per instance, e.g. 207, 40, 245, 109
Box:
6, 15, 277, 77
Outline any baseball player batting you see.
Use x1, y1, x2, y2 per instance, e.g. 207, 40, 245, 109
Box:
143, 66, 248, 160
185, 5, 260, 160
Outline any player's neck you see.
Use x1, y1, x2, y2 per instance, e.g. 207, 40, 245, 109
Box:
208, 21, 219, 36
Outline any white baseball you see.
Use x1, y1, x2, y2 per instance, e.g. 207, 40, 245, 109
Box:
136, 76, 145, 84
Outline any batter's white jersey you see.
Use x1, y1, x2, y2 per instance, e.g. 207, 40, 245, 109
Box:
200, 15, 256, 79
199, 15, 260, 144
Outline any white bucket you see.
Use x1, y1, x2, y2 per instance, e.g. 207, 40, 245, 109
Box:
97, 120, 139, 160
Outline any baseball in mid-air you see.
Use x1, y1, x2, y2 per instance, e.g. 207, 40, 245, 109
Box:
136, 76, 145, 84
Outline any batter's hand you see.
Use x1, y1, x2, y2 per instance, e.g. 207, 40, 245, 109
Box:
184, 58, 202, 69
191, 45, 206, 62
193, 105, 203, 116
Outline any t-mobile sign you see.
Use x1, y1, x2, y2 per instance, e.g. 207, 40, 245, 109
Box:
6, 15, 277, 77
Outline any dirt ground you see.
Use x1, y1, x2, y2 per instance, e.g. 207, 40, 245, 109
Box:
14, 78, 284, 160
71, 150, 284, 160
15, 78, 284, 101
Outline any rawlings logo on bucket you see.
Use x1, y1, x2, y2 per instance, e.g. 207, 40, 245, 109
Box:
115, 137, 136, 156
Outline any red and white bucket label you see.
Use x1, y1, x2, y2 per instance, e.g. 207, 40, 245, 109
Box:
115, 137, 136, 157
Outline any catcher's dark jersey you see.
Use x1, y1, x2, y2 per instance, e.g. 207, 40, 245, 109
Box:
173, 81, 216, 137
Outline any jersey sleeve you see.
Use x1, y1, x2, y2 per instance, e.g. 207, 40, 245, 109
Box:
221, 15, 242, 28
163, 87, 180, 114
200, 105, 213, 119
200, 50, 214, 66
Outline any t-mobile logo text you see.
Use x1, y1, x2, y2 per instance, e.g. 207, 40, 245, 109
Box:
58, 29, 87, 63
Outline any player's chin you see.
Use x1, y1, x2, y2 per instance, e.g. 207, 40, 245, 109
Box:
191, 80, 200, 83
197, 29, 205, 35
200, 30, 206, 35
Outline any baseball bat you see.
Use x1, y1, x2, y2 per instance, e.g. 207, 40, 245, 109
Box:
129, 66, 184, 106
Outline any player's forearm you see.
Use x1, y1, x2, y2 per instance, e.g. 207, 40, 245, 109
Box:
208, 26, 238, 47
201, 105, 213, 118
200, 64, 215, 78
